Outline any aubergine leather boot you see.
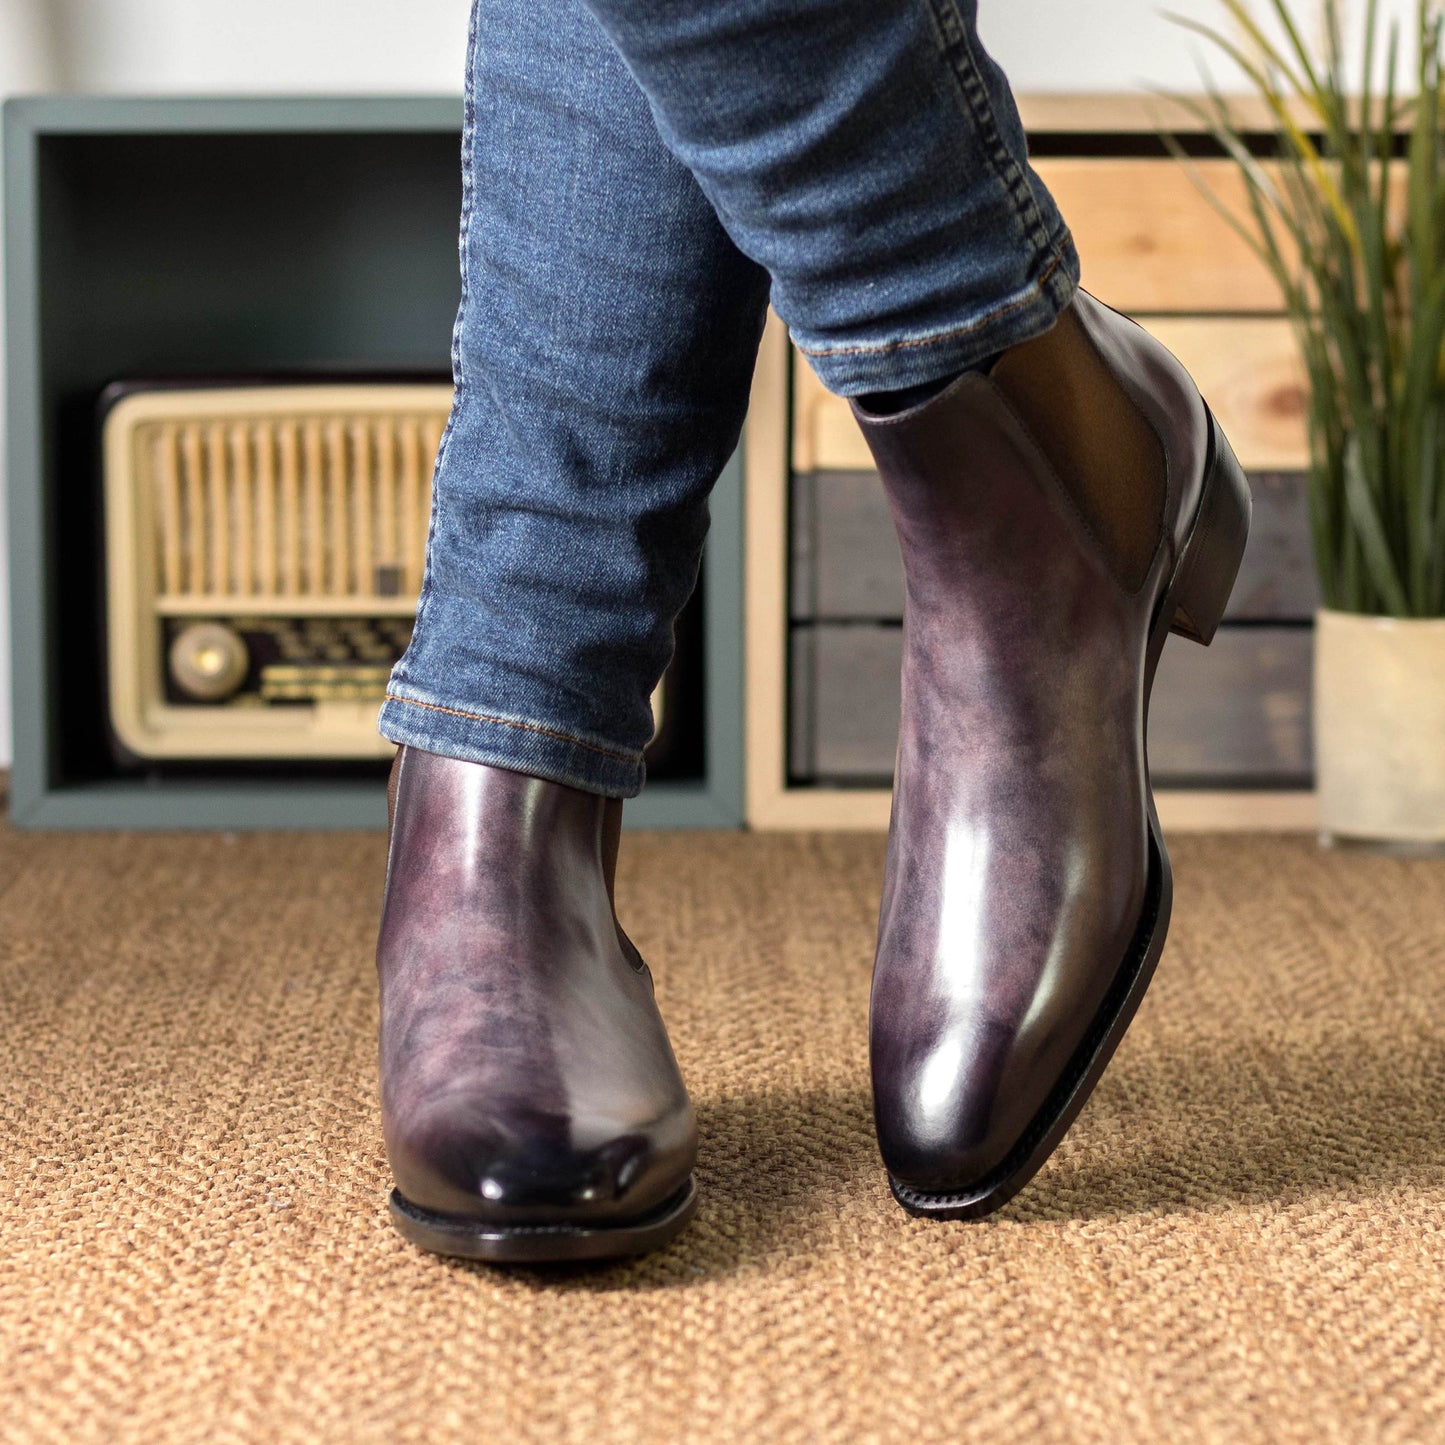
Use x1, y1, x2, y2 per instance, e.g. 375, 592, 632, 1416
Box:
375, 743, 698, 1262
851, 290, 1251, 1219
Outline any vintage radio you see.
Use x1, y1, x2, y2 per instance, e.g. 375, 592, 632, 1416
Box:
101, 383, 673, 763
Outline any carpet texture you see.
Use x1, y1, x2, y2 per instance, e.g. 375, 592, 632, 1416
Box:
3, 812, 1445, 1444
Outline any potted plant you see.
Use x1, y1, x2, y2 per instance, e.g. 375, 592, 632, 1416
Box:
1165, 0, 1445, 848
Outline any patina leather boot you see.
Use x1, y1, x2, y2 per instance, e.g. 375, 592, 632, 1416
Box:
375, 743, 698, 1261
852, 290, 1251, 1219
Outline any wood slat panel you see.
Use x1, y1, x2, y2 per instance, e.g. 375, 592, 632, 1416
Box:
1035, 158, 1286, 313
791, 467, 1320, 622
789, 625, 900, 781
790, 471, 902, 621
1229, 471, 1322, 617
1150, 317, 1310, 470
1151, 625, 1313, 781
790, 623, 1312, 785
792, 316, 1310, 474
1038, 158, 1402, 313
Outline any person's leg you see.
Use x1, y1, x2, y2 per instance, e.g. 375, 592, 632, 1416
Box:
568, 0, 1250, 1216
374, 0, 769, 1264
376, 3, 770, 795
574, 0, 1079, 397
567, 0, 1165, 583
383, 0, 1084, 789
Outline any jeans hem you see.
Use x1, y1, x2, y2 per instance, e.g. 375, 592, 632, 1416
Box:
798, 229, 1081, 395
376, 690, 645, 798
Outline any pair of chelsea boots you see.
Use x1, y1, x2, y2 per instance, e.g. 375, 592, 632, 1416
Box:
375, 292, 1251, 1260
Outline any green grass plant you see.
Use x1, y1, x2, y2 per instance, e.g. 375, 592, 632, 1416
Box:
1162, 0, 1445, 615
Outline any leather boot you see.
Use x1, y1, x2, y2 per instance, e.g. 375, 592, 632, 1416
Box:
852, 290, 1251, 1219
375, 744, 698, 1261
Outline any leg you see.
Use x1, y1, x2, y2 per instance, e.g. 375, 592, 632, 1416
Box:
378, 0, 771, 796
575, 0, 1079, 394
573, 0, 1251, 1214
374, 0, 768, 1263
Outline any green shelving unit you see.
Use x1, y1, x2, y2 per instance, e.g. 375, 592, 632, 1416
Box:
3, 96, 744, 829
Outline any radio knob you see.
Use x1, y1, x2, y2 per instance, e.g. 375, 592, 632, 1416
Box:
169, 622, 250, 702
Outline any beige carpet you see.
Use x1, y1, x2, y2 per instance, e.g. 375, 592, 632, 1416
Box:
3, 807, 1445, 1444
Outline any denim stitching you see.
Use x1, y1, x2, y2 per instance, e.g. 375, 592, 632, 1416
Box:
797, 246, 1069, 358
403, 0, 482, 664
451, 1, 481, 385
922, 0, 1058, 265
383, 693, 640, 764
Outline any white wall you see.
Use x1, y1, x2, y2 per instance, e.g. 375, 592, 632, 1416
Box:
985, 0, 1420, 93
33, 0, 472, 95
0, 0, 1424, 766
15, 0, 1422, 96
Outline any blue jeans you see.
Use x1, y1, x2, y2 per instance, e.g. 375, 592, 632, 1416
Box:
377, 0, 1079, 796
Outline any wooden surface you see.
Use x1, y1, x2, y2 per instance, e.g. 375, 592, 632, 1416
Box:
793, 468, 1320, 624
1037, 159, 1286, 313
1228, 471, 1323, 617
1039, 158, 1404, 315
1152, 625, 1313, 781
790, 624, 1313, 787
1149, 318, 1312, 470
793, 317, 1311, 474
790, 471, 902, 622
1013, 91, 1379, 135
743, 311, 795, 830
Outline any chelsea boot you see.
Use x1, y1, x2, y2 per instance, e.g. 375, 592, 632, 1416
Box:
375, 743, 698, 1261
852, 290, 1251, 1219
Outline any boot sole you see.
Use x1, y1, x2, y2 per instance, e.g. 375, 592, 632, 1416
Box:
889, 405, 1252, 1221
387, 1175, 699, 1264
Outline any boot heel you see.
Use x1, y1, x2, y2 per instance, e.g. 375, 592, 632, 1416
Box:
1169, 410, 1252, 646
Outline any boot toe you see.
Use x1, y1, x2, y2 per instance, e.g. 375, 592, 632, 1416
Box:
876, 1104, 1008, 1197
387, 1099, 694, 1227
873, 1026, 1022, 1194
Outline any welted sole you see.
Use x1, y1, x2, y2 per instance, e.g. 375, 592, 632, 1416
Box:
888, 406, 1250, 1222
388, 1176, 699, 1265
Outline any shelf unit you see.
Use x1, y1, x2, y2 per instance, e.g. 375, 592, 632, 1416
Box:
3, 97, 744, 829
744, 95, 1325, 832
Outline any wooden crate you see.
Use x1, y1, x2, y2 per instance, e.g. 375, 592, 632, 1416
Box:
745, 105, 1327, 832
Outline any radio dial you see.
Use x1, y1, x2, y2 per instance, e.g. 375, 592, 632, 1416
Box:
169, 622, 250, 702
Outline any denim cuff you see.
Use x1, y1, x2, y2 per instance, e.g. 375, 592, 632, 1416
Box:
376, 686, 646, 798
799, 227, 1082, 396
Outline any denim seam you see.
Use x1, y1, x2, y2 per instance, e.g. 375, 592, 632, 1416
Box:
382, 692, 641, 765
406, 2, 482, 657
452, 2, 481, 384
922, 0, 1059, 266
796, 245, 1069, 358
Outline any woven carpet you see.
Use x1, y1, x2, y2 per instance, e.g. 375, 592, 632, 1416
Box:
4, 809, 1445, 1444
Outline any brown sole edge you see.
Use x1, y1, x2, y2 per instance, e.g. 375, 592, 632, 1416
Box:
388, 1176, 699, 1264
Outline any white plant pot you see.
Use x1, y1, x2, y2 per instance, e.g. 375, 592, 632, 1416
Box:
1313, 608, 1445, 847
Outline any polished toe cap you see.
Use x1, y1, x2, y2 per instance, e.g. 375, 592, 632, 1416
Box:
871, 1020, 1031, 1193
385, 1099, 697, 1227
